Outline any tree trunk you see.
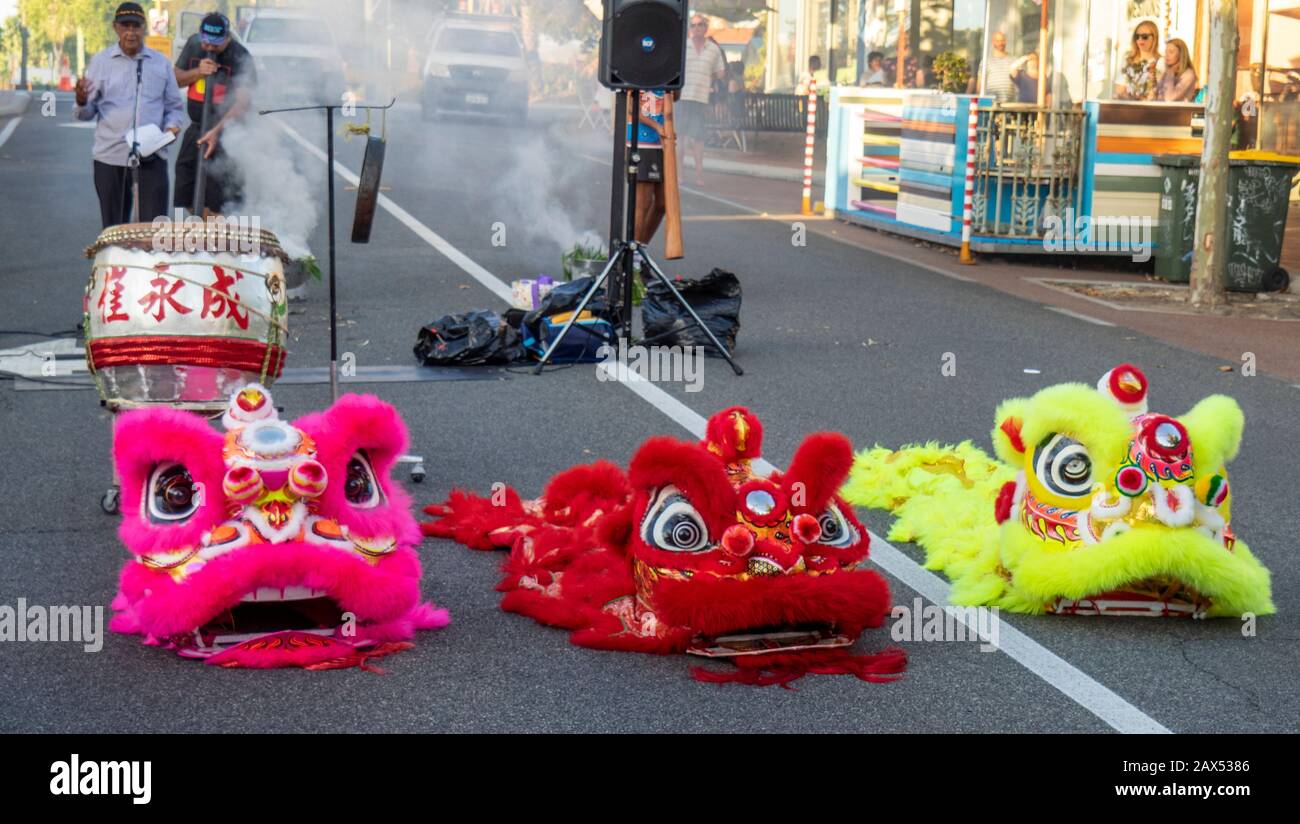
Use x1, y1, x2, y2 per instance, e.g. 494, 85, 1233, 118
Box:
1189, 0, 1237, 308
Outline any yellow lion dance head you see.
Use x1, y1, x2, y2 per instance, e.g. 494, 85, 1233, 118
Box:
844, 364, 1273, 618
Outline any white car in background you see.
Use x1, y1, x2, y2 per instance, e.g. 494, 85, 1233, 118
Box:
241, 8, 347, 105
421, 14, 529, 120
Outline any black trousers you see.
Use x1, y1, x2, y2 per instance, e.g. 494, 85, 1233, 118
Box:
174, 123, 237, 214
93, 156, 171, 228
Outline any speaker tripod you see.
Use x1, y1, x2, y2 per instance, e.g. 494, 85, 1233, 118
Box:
533, 89, 742, 376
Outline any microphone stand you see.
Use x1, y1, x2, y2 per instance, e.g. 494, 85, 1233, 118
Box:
128, 54, 142, 222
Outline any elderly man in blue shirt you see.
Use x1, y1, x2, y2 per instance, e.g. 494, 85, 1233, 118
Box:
74, 3, 184, 228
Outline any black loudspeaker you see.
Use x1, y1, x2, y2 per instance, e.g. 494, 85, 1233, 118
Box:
598, 0, 688, 90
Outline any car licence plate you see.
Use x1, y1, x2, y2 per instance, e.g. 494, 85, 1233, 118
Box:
465, 93, 489, 106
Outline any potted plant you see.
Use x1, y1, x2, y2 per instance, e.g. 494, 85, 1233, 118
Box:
561, 240, 608, 281
932, 52, 971, 94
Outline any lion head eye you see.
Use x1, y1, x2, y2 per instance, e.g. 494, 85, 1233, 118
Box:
148, 463, 200, 523
641, 485, 710, 553
344, 451, 382, 508
815, 503, 859, 548
1034, 435, 1093, 499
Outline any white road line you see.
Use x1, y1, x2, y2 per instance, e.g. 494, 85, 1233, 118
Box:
275, 120, 512, 304
1046, 306, 1117, 327
0, 116, 22, 150
288, 123, 1171, 734
578, 150, 983, 287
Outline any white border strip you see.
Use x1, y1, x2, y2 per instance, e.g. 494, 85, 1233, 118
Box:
0, 116, 22, 151
286, 123, 1171, 734
1046, 306, 1117, 327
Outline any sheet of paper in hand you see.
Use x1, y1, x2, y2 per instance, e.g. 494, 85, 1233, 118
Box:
123, 123, 175, 158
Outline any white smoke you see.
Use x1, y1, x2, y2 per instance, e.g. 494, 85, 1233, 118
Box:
216, 114, 322, 260
491, 134, 604, 256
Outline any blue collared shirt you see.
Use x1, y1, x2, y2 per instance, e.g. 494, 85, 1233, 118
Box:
74, 43, 184, 166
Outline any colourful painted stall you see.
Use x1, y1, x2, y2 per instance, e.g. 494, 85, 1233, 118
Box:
1087, 102, 1205, 232
825, 87, 1205, 255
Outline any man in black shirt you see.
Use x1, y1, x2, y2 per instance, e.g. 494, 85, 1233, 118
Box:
173, 12, 257, 214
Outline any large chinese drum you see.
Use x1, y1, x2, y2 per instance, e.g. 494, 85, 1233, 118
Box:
83, 221, 289, 411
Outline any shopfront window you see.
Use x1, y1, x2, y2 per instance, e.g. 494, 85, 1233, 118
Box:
858, 0, 984, 88
1259, 1, 1300, 154
801, 0, 862, 86
767, 0, 801, 91
1087, 0, 1203, 102
830, 0, 862, 85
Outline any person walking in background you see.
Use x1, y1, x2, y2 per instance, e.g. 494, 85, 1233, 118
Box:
677, 13, 726, 186
629, 89, 667, 280
1157, 38, 1198, 102
173, 12, 257, 215
74, 3, 183, 228
980, 32, 1015, 104
1116, 21, 1160, 100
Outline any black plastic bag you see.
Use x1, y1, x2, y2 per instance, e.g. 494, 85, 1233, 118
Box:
521, 276, 609, 328
641, 268, 741, 356
413, 310, 523, 366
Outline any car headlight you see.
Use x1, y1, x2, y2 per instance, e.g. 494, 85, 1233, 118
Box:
426, 62, 450, 79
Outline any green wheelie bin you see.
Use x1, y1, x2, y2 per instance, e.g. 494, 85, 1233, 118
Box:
1153, 151, 1298, 291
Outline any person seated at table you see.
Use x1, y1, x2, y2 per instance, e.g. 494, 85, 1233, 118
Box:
1157, 38, 1198, 102
1115, 20, 1159, 100
862, 51, 886, 86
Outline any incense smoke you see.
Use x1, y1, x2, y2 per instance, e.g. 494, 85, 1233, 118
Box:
492, 134, 605, 257
217, 114, 322, 261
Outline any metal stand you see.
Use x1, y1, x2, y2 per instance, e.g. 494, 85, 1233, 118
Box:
127, 54, 143, 222
103, 57, 144, 512
533, 89, 742, 376
258, 98, 424, 483
191, 67, 216, 215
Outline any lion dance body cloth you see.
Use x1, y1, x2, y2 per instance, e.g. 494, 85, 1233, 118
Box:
843, 365, 1274, 618
109, 385, 449, 668
423, 407, 904, 687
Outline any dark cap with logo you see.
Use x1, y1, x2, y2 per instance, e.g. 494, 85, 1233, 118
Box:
114, 2, 146, 25
199, 12, 231, 46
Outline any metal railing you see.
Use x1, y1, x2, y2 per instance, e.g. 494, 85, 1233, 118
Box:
972, 105, 1086, 238
704, 92, 829, 137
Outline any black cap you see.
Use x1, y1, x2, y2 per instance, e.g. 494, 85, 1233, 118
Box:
114, 2, 146, 26
199, 12, 231, 46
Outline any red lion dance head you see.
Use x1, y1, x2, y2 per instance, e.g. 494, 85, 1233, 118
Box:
424, 407, 903, 687
109, 385, 449, 668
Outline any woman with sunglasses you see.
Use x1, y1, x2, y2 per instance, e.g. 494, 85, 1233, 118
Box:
1116, 21, 1160, 101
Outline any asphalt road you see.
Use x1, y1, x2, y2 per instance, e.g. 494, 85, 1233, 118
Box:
0, 96, 1296, 733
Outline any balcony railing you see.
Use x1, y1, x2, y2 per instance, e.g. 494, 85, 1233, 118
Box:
972, 105, 1087, 238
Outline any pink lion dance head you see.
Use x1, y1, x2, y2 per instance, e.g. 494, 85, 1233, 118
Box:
109, 384, 448, 668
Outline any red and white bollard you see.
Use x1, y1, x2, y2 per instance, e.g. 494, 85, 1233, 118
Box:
801, 78, 818, 216
959, 98, 979, 264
